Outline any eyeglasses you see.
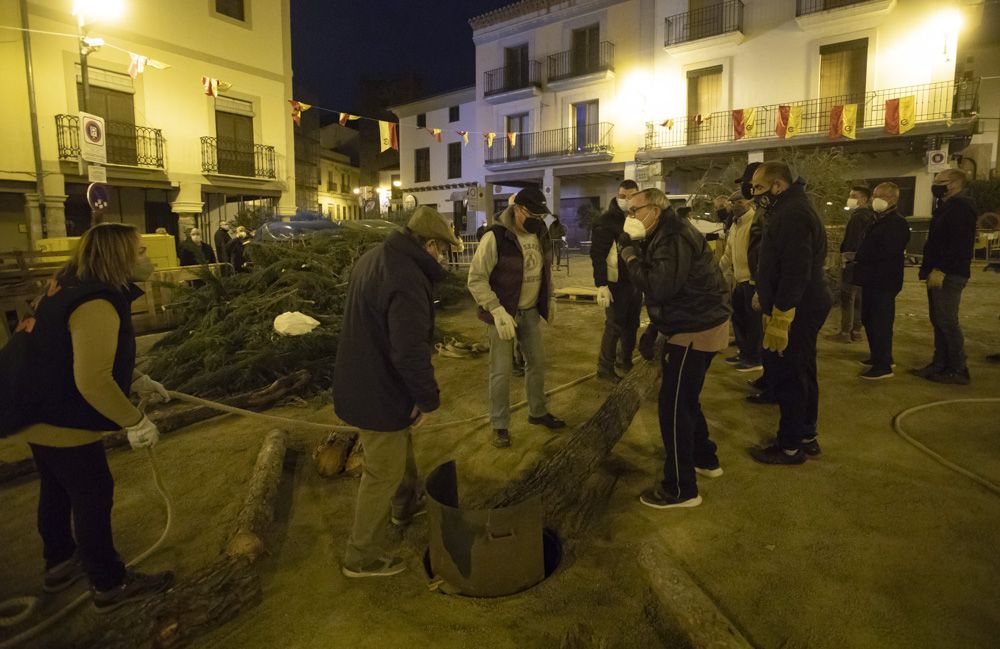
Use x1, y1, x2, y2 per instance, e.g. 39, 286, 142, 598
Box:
628, 204, 652, 216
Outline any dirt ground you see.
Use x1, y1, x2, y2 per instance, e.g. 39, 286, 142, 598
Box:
1, 255, 998, 649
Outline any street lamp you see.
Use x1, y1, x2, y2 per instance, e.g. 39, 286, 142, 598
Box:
72, 0, 124, 112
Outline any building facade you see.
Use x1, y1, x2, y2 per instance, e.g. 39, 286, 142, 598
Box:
1, 0, 296, 251
391, 0, 995, 244
317, 151, 362, 220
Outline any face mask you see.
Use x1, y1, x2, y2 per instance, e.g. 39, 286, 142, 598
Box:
132, 255, 154, 282
753, 186, 776, 210
846, 198, 859, 209
871, 198, 889, 213
623, 216, 647, 240
616, 197, 630, 211
931, 183, 949, 199
191, 235, 203, 244
740, 182, 754, 200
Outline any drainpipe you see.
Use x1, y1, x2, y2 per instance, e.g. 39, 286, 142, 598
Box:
20, 0, 47, 244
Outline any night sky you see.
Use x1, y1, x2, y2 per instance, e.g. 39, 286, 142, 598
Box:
291, 0, 512, 115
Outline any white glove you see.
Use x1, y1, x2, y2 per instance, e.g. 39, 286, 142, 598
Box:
547, 298, 557, 325
490, 307, 517, 341
596, 286, 613, 308
126, 415, 160, 449
131, 374, 171, 404
623, 217, 647, 241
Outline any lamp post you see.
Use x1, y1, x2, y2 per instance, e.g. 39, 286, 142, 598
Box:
72, 0, 124, 112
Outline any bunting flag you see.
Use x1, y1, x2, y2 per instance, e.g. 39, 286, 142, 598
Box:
885, 96, 916, 134
202, 76, 232, 97
485, 132, 496, 148
732, 107, 758, 140
457, 130, 469, 146
661, 119, 674, 129
127, 53, 147, 79
828, 105, 845, 139
841, 103, 858, 139
338, 113, 360, 126
775, 105, 802, 138
288, 99, 312, 126
507, 132, 517, 148
428, 128, 442, 143
379, 121, 399, 152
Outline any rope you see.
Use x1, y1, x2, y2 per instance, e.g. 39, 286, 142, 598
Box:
891, 398, 1000, 497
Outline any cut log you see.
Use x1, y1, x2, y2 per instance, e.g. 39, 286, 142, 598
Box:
226, 429, 288, 560
0, 371, 309, 486
312, 432, 358, 478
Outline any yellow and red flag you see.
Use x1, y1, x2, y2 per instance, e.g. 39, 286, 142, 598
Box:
288, 100, 312, 126
457, 130, 469, 146
428, 128, 442, 142
732, 107, 758, 140
338, 113, 359, 126
379, 121, 398, 152
507, 132, 517, 147
776, 105, 802, 138
841, 103, 858, 139
828, 105, 844, 139
485, 132, 496, 148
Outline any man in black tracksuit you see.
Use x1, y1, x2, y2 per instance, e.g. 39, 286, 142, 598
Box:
620, 188, 731, 509
853, 182, 911, 380
333, 206, 461, 578
590, 179, 641, 381
748, 161, 832, 465
916, 169, 978, 384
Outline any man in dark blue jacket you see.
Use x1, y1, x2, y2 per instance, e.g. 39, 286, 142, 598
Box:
748, 161, 832, 465
853, 182, 911, 380
333, 206, 461, 578
916, 169, 978, 384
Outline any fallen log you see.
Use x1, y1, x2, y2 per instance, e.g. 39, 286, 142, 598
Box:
0, 371, 310, 486
227, 429, 289, 559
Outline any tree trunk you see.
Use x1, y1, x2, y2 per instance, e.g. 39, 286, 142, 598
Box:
226, 429, 288, 559
0, 372, 309, 485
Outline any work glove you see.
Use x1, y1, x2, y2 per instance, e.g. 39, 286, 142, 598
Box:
125, 415, 160, 450
490, 306, 517, 341
762, 306, 796, 354
927, 269, 946, 289
131, 374, 171, 404
638, 325, 659, 361
596, 286, 613, 308
547, 298, 557, 325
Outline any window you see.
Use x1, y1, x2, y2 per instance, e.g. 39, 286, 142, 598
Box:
820, 38, 867, 99
506, 113, 527, 160
416, 113, 426, 128
449, 106, 460, 122
686, 65, 723, 145
572, 100, 599, 151
341, 173, 349, 193
76, 82, 137, 165
215, 0, 245, 21
415, 147, 430, 182
504, 44, 530, 89
571, 24, 600, 75
327, 171, 336, 192
447, 142, 462, 179
215, 108, 255, 176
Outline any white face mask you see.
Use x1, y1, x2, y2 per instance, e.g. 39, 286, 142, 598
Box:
616, 197, 630, 211
846, 198, 859, 209
871, 198, 890, 213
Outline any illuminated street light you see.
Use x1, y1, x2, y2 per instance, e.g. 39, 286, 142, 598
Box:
72, 0, 124, 112
352, 187, 360, 195
392, 180, 402, 188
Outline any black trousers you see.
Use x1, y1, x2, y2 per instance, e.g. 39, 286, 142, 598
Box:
764, 305, 830, 450
29, 441, 126, 591
658, 343, 718, 499
598, 282, 641, 373
861, 286, 898, 370
731, 282, 762, 363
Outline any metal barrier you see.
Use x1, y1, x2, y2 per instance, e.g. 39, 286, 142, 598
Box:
484, 60, 542, 97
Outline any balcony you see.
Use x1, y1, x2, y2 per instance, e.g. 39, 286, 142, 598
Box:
484, 61, 543, 103
55, 114, 164, 169
640, 79, 978, 156
795, 0, 896, 29
200, 136, 276, 179
665, 1, 744, 53
484, 122, 614, 169
547, 42, 614, 90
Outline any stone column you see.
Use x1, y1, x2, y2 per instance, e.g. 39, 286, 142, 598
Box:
171, 181, 204, 235
543, 168, 561, 216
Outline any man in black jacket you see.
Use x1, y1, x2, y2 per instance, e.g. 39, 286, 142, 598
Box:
333, 206, 461, 578
619, 188, 731, 509
826, 186, 875, 343
177, 228, 216, 266
916, 169, 978, 384
748, 161, 832, 465
214, 221, 232, 265
853, 182, 911, 380
590, 179, 640, 382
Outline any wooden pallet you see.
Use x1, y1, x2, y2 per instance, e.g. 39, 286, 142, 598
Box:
552, 286, 598, 302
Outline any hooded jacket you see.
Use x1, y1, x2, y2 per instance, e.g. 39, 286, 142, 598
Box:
625, 208, 731, 336
333, 229, 445, 431
468, 206, 553, 324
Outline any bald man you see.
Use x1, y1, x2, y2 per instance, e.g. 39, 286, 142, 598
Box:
748, 161, 832, 465
917, 169, 977, 384
852, 183, 910, 380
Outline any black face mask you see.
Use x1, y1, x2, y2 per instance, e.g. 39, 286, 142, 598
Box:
931, 183, 949, 199
740, 181, 754, 200
753, 189, 776, 210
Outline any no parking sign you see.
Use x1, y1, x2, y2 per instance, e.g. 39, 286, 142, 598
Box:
87, 183, 110, 216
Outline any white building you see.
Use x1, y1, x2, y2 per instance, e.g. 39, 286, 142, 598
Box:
317, 151, 362, 220
392, 0, 995, 244
1, 0, 296, 250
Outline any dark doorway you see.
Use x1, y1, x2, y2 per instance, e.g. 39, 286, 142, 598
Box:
558, 196, 601, 247
145, 201, 177, 236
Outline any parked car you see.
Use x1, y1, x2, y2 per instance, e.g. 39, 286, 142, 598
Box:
254, 218, 398, 242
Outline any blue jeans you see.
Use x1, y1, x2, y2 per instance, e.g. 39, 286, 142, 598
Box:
488, 308, 548, 429
928, 274, 968, 371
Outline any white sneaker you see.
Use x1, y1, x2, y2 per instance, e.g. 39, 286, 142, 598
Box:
695, 466, 724, 478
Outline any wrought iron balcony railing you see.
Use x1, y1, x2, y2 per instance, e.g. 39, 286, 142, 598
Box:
201, 136, 276, 178
665, 0, 744, 46
484, 60, 543, 96
55, 114, 164, 168
642, 79, 979, 151
547, 42, 614, 82
796, 0, 876, 16
485, 122, 614, 165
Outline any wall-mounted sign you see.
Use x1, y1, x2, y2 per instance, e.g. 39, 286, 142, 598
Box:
403, 194, 418, 210
926, 149, 948, 173
87, 164, 107, 183
87, 183, 110, 215
79, 112, 107, 165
